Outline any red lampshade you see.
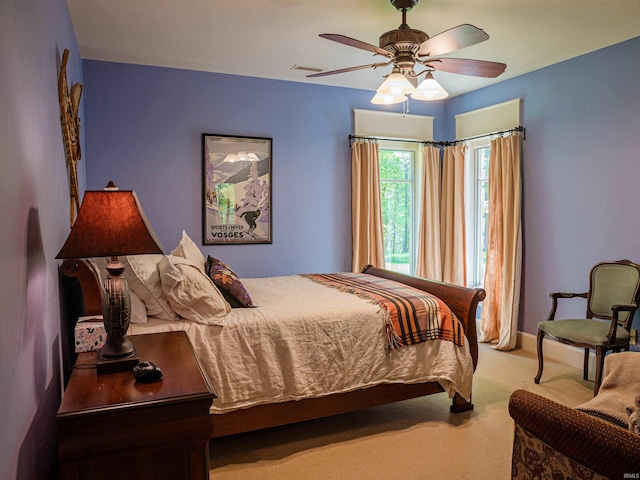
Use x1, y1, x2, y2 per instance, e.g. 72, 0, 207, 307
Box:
56, 189, 163, 259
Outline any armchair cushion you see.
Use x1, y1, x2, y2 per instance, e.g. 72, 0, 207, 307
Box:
538, 319, 630, 347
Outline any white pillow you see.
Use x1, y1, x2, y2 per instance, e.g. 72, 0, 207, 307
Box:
170, 230, 206, 272
87, 257, 107, 284
158, 255, 230, 325
122, 255, 179, 321
129, 290, 148, 324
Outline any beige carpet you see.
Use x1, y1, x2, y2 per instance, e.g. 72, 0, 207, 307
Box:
209, 343, 593, 479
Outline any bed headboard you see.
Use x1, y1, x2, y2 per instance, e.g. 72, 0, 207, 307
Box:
59, 258, 102, 385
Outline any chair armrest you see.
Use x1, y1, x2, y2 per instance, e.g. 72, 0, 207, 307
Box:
547, 292, 588, 320
607, 303, 639, 343
611, 303, 638, 313
509, 389, 640, 478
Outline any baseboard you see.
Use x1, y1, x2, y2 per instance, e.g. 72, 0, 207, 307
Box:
517, 331, 597, 375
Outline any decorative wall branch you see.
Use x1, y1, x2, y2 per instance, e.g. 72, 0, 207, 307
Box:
58, 48, 83, 227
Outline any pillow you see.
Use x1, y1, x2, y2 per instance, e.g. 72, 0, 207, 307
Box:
205, 256, 254, 308
171, 230, 205, 272
627, 395, 640, 436
86, 257, 106, 285
123, 255, 179, 321
129, 290, 148, 324
158, 255, 230, 325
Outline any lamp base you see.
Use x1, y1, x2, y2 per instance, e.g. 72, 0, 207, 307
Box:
96, 347, 139, 375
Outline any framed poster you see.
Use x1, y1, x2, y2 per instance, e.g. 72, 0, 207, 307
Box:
202, 134, 272, 245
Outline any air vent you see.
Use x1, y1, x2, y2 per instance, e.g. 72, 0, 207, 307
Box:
291, 64, 324, 73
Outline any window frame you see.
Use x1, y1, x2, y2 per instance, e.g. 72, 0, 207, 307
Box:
464, 138, 491, 288
378, 141, 422, 276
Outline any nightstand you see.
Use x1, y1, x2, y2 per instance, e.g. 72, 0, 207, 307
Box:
57, 331, 216, 480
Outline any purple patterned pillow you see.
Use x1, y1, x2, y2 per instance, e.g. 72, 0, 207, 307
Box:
205, 256, 254, 308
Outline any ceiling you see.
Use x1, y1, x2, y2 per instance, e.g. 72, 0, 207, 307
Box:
66, 0, 640, 98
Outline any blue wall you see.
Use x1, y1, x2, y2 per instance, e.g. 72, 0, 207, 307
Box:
0, 0, 83, 478
446, 36, 640, 335
83, 62, 444, 277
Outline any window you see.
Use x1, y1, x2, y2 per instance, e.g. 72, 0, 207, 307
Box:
456, 99, 520, 288
465, 140, 491, 287
379, 142, 421, 275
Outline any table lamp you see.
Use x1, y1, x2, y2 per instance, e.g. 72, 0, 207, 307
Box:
56, 181, 163, 373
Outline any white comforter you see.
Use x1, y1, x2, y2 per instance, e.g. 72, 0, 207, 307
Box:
130, 274, 473, 413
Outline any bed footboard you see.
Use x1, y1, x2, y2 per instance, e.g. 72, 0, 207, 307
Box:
361, 265, 485, 371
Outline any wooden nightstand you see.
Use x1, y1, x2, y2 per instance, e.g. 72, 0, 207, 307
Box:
57, 331, 216, 480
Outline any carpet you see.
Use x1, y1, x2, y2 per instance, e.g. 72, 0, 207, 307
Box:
209, 342, 593, 480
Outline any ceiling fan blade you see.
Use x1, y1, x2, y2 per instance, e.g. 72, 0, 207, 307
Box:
425, 57, 506, 78
319, 34, 393, 58
306, 61, 392, 78
417, 24, 489, 57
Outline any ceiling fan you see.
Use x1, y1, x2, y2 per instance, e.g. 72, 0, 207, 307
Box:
308, 0, 506, 103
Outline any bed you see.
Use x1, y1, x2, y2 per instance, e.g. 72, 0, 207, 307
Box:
59, 241, 485, 438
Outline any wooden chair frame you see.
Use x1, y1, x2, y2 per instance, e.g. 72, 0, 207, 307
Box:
534, 259, 640, 395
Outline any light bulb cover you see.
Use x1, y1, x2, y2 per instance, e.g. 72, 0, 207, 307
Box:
377, 72, 416, 96
410, 72, 449, 101
371, 92, 407, 105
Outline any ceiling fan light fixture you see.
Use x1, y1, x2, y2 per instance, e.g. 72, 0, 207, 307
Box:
371, 92, 407, 105
309, 2, 506, 97
376, 70, 416, 95
410, 71, 449, 101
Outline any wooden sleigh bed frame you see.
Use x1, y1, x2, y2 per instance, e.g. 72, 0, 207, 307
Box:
59, 258, 485, 438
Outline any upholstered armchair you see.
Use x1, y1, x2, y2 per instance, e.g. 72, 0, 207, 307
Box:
534, 259, 640, 395
509, 389, 640, 479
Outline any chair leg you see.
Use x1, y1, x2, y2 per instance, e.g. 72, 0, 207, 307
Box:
534, 329, 545, 384
583, 348, 590, 381
593, 348, 606, 396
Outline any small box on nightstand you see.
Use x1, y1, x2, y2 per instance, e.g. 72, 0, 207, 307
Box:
73, 315, 105, 352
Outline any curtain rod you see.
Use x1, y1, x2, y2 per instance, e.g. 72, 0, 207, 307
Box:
349, 125, 525, 147
348, 135, 444, 147
451, 125, 526, 144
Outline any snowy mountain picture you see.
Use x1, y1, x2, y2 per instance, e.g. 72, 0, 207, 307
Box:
203, 134, 272, 244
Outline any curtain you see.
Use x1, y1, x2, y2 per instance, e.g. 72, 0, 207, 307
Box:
351, 140, 385, 272
440, 145, 467, 285
416, 145, 442, 280
479, 134, 522, 350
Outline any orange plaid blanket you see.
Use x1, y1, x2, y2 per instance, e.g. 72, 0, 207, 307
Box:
303, 273, 464, 351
